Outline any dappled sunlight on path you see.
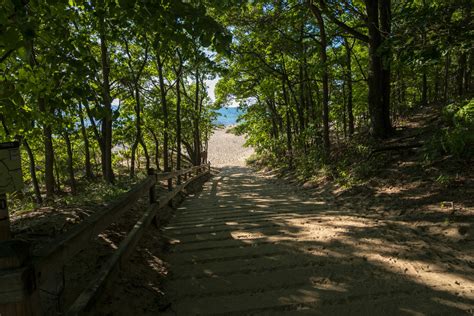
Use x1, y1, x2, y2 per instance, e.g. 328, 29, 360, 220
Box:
161, 166, 474, 315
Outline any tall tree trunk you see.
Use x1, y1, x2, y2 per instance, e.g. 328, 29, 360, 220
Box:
266, 98, 280, 139
157, 53, 170, 174
26, 39, 55, 197
149, 128, 160, 171
286, 77, 304, 135
379, 0, 392, 134
282, 78, 293, 168
299, 65, 307, 134
421, 18, 428, 107
84, 101, 105, 176
64, 132, 77, 195
38, 98, 55, 198
309, 2, 330, 155
193, 68, 201, 166
98, 7, 114, 184
466, 50, 473, 94
421, 71, 428, 106
344, 38, 355, 136
444, 52, 451, 102
365, 0, 392, 138
306, 67, 317, 127
286, 108, 293, 168
130, 84, 150, 177
79, 104, 94, 179
23, 139, 42, 204
175, 51, 183, 176
458, 52, 467, 97
434, 69, 440, 103
130, 141, 138, 177
54, 154, 61, 193
124, 38, 149, 177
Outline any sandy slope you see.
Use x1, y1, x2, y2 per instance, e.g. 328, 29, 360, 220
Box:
159, 167, 474, 315
207, 127, 254, 167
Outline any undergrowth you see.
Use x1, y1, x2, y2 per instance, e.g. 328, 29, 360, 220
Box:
248, 100, 473, 189
9, 173, 146, 215
426, 98, 474, 160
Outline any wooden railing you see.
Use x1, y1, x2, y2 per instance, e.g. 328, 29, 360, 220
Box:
0, 163, 211, 316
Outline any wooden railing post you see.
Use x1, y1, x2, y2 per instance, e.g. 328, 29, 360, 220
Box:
0, 194, 11, 241
177, 170, 181, 185
0, 240, 41, 316
147, 168, 156, 204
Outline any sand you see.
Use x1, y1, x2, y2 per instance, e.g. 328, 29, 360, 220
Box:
207, 127, 254, 167
159, 166, 474, 315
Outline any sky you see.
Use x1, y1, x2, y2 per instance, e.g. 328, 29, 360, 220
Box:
206, 76, 240, 108
206, 77, 219, 102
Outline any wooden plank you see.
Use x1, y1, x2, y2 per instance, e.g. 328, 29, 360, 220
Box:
155, 164, 208, 182
33, 177, 155, 288
0, 267, 34, 304
66, 168, 210, 315
156, 166, 191, 181
0, 240, 40, 315
66, 202, 160, 316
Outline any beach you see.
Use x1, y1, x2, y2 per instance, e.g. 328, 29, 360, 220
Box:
207, 127, 254, 167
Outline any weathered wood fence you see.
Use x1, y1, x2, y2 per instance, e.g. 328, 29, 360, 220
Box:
0, 163, 211, 316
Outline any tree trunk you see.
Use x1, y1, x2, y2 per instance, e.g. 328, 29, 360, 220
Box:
175, 52, 183, 177
157, 53, 170, 174
130, 140, 138, 177
365, 0, 392, 138
282, 78, 293, 167
434, 69, 440, 103
379, 0, 392, 134
99, 7, 114, 184
79, 104, 94, 179
130, 84, 150, 177
149, 128, 160, 171
26, 39, 55, 197
309, 2, 330, 155
444, 52, 451, 102
193, 68, 201, 166
421, 71, 428, 106
344, 38, 355, 136
64, 132, 77, 195
286, 108, 293, 168
54, 153, 61, 193
84, 101, 105, 177
458, 52, 467, 97
466, 50, 473, 94
23, 139, 42, 204
38, 98, 55, 198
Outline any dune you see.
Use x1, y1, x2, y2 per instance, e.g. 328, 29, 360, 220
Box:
207, 127, 254, 167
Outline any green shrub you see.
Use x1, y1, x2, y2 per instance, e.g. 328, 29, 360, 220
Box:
430, 98, 474, 159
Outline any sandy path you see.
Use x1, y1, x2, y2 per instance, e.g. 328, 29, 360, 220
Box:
161, 167, 474, 315
207, 127, 254, 167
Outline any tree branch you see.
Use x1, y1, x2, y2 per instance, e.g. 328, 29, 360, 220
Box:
316, 0, 369, 43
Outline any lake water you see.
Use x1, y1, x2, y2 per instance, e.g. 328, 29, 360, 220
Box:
214, 107, 244, 126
